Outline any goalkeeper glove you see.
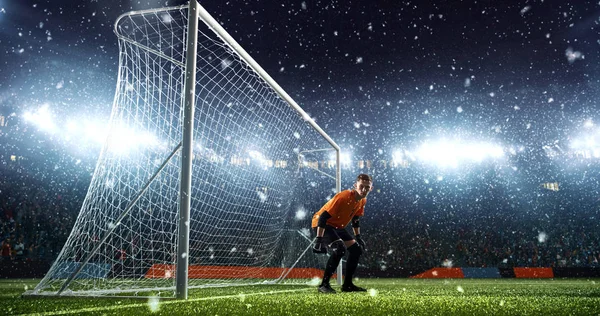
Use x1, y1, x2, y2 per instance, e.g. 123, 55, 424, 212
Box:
355, 235, 366, 251
312, 237, 327, 254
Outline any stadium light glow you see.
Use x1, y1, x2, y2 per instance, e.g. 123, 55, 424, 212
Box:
413, 139, 505, 168
392, 150, 404, 164
329, 151, 352, 168
570, 128, 600, 159
248, 150, 265, 161
22, 104, 57, 134
508, 146, 525, 155
106, 125, 159, 155
23, 104, 166, 157
83, 120, 109, 145
340, 152, 351, 166
248, 149, 272, 168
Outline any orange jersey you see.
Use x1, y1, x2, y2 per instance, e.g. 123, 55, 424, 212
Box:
311, 189, 366, 229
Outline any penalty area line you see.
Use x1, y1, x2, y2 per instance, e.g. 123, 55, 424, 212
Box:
19, 288, 314, 316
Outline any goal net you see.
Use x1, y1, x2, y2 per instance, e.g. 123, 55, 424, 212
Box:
28, 2, 339, 297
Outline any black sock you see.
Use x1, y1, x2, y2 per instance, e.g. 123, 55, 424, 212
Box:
321, 253, 343, 286
343, 244, 362, 286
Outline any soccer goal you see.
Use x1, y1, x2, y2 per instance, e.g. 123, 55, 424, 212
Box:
26, 1, 340, 299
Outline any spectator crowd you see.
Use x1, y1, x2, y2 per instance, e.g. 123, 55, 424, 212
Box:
1, 155, 87, 264
2, 150, 600, 274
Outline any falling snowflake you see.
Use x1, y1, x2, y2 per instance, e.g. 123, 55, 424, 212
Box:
295, 207, 307, 220
148, 297, 160, 312
565, 47, 584, 63
221, 58, 233, 70
307, 277, 321, 286
299, 228, 311, 237
257, 191, 267, 202
161, 14, 173, 23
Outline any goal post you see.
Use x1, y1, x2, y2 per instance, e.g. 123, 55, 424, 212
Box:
26, 0, 341, 299
297, 148, 343, 285
176, 0, 199, 300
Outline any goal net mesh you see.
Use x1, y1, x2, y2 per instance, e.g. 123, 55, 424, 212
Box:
31, 5, 337, 296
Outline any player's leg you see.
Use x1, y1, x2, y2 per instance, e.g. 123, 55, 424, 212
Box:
341, 236, 367, 292
318, 227, 345, 293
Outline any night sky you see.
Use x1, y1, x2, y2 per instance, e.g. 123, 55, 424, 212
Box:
1, 1, 600, 189
2, 1, 599, 158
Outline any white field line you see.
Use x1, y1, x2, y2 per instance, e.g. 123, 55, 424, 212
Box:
0, 293, 19, 297
405, 281, 599, 286
19, 288, 313, 316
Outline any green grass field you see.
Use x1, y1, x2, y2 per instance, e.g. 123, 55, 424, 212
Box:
3, 278, 600, 315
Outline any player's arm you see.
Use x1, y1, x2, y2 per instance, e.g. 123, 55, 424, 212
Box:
352, 216, 366, 249
316, 211, 332, 237
351, 216, 361, 236
313, 211, 332, 254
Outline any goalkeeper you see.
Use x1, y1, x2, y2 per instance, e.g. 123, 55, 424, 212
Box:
311, 173, 373, 293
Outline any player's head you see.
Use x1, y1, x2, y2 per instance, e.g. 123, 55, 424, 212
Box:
353, 173, 373, 199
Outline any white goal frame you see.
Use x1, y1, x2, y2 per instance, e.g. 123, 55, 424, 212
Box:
26, 0, 341, 300
176, 0, 341, 299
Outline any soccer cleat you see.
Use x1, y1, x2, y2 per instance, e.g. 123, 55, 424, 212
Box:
318, 284, 337, 294
341, 284, 367, 292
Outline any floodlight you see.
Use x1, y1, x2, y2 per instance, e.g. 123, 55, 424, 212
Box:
414, 139, 505, 167
22, 104, 57, 134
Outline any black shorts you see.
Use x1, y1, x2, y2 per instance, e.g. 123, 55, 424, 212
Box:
314, 226, 354, 245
